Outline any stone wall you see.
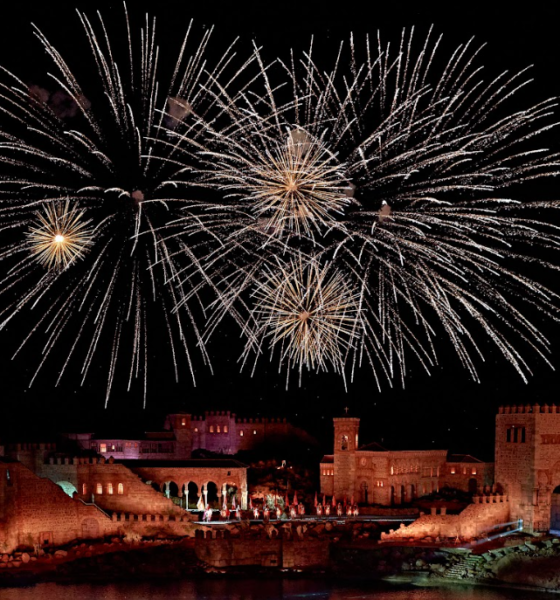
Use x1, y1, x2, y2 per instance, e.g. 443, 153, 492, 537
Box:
0, 462, 115, 552
495, 404, 560, 532
381, 495, 510, 541
194, 537, 329, 568
41, 458, 185, 515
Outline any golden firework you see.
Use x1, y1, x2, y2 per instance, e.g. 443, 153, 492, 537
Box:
250, 259, 363, 375
28, 201, 93, 270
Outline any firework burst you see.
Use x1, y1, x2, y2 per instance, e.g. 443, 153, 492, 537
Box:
27, 201, 93, 270
0, 6, 250, 404
244, 258, 363, 383
185, 28, 560, 387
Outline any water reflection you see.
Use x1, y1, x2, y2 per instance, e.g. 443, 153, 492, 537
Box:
0, 579, 549, 600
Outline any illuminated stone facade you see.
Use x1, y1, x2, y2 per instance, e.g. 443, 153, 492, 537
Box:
320, 417, 493, 505
66, 411, 313, 460
495, 404, 560, 533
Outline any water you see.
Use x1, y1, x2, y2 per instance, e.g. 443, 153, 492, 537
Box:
0, 579, 549, 600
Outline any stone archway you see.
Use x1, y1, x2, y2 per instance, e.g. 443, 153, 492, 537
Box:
81, 518, 100, 539
206, 481, 219, 508
550, 485, 560, 532
187, 482, 199, 509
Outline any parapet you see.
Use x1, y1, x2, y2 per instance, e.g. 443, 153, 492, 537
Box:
499, 405, 559, 414
472, 494, 508, 504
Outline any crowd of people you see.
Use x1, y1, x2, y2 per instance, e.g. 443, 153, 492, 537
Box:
201, 499, 360, 523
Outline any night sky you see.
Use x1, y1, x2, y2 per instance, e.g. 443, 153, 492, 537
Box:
0, 2, 558, 461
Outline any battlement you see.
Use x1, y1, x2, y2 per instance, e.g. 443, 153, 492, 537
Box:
47, 456, 118, 466
6, 442, 56, 451
498, 405, 560, 415
472, 494, 508, 504
111, 512, 191, 523
192, 411, 237, 421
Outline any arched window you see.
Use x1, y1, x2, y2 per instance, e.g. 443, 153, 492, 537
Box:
217, 425, 221, 433
181, 418, 186, 426
341, 435, 348, 451
209, 425, 214, 433
118, 483, 124, 495
107, 483, 113, 495
82, 483, 87, 495
240, 430, 244, 437
96, 483, 103, 495
194, 427, 198, 433
224, 425, 228, 433
253, 430, 257, 435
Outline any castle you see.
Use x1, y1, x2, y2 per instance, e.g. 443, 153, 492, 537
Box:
65, 411, 316, 459
320, 417, 493, 505
321, 405, 560, 534
2, 404, 560, 553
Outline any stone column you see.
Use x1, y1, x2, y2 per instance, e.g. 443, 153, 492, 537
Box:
203, 484, 208, 507
241, 486, 248, 510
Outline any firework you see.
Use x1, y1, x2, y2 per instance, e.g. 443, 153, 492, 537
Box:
27, 201, 92, 270
0, 7, 249, 404
185, 29, 560, 386
244, 258, 363, 383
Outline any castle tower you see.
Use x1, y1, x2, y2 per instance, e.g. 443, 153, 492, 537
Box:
495, 404, 560, 533
164, 413, 193, 459
333, 416, 360, 499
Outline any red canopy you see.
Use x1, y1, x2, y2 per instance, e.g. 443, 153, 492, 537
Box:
331, 495, 336, 507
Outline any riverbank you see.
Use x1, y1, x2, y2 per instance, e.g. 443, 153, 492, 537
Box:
1, 525, 560, 595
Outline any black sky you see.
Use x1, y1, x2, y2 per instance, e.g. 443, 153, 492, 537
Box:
0, 3, 559, 460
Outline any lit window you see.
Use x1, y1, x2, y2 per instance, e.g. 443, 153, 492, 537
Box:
390, 466, 394, 475
82, 483, 87, 495
96, 483, 103, 495
450, 467, 456, 474
100, 444, 107, 453
194, 427, 198, 433
111, 444, 116, 451
471, 468, 477, 475
217, 425, 221, 433
107, 483, 113, 495
463, 467, 467, 475
209, 425, 214, 433
240, 430, 244, 437
118, 483, 124, 495
253, 430, 257, 435
181, 418, 186, 426
224, 425, 228, 433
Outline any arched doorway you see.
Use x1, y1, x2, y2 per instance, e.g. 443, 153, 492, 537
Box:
187, 482, 199, 509
468, 478, 478, 495
550, 485, 560, 532
206, 481, 219, 508
163, 481, 179, 499
81, 518, 100, 539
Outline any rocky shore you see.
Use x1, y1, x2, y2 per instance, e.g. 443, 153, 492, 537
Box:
1, 522, 560, 594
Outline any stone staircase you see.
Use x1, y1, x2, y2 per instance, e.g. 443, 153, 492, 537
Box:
443, 553, 485, 579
